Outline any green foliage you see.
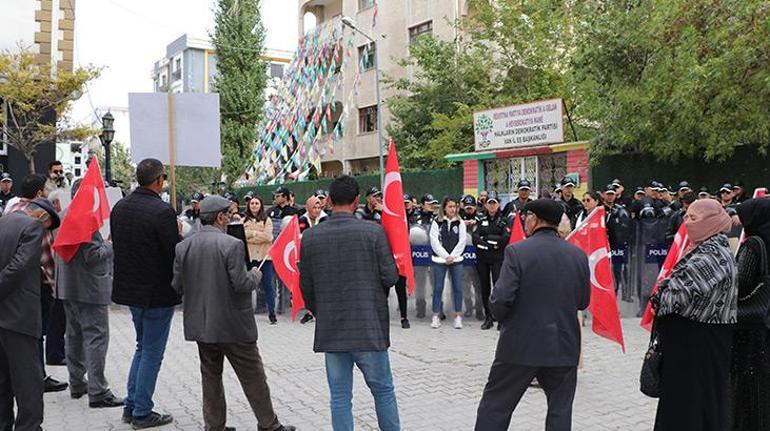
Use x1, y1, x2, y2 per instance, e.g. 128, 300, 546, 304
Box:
388, 0, 770, 166
0, 48, 99, 171
211, 0, 267, 185
171, 166, 220, 200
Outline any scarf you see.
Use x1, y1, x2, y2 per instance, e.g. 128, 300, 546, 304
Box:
685, 198, 733, 244
736, 198, 770, 254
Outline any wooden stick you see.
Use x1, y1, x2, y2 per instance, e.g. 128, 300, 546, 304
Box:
167, 92, 177, 211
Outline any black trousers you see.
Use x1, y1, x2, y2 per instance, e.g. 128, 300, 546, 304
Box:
392, 276, 408, 319
475, 259, 502, 319
475, 362, 577, 431
46, 298, 66, 364
0, 328, 44, 431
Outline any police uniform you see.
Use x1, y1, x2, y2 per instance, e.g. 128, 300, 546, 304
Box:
460, 195, 483, 319
557, 178, 584, 229
472, 191, 510, 329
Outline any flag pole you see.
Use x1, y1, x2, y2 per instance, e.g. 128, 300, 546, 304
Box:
564, 207, 600, 241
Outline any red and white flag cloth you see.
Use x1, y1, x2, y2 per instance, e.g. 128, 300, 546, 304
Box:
269, 215, 304, 320
566, 207, 625, 351
508, 210, 526, 245
381, 139, 416, 294
640, 223, 691, 331
53, 158, 110, 262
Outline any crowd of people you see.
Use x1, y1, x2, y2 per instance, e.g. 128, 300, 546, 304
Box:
0, 156, 768, 431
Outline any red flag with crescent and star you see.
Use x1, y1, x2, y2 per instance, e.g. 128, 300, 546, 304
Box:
53, 158, 110, 262
269, 215, 304, 320
508, 210, 526, 245
566, 207, 625, 351
381, 139, 416, 294
640, 222, 691, 331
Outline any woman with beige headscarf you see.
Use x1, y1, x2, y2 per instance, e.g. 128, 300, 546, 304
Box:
651, 198, 737, 431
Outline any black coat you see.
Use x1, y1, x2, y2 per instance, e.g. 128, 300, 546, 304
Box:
472, 211, 510, 261
111, 187, 182, 308
490, 228, 590, 367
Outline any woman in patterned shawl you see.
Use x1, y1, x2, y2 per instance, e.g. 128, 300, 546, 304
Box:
731, 198, 770, 430
651, 198, 737, 431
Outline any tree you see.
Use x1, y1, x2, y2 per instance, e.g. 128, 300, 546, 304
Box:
211, 0, 268, 186
0, 49, 99, 171
568, 0, 770, 161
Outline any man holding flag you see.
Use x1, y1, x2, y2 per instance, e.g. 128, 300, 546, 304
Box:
299, 175, 401, 431
476, 199, 589, 431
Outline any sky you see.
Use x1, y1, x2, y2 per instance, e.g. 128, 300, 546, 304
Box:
70, 0, 300, 128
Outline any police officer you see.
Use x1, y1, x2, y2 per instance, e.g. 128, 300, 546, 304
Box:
472, 191, 510, 330
413, 194, 438, 318
666, 192, 696, 246
0, 173, 14, 215
355, 187, 383, 222
558, 177, 584, 229
611, 179, 633, 208
477, 190, 489, 217
182, 191, 205, 237
603, 185, 632, 294
460, 195, 483, 320
503, 179, 533, 230
404, 193, 419, 225
671, 181, 692, 211
732, 182, 749, 204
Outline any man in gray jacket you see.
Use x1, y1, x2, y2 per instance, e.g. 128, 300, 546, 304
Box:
475, 199, 590, 431
172, 195, 295, 431
0, 198, 60, 431
299, 175, 401, 431
55, 180, 124, 408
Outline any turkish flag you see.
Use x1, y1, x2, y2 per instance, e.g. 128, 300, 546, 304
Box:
567, 207, 625, 351
508, 210, 526, 245
640, 223, 691, 331
381, 139, 416, 294
53, 158, 110, 262
269, 215, 304, 320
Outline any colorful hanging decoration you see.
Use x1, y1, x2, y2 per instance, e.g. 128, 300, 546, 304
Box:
246, 17, 369, 185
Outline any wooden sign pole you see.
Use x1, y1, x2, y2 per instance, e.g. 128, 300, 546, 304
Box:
167, 92, 177, 211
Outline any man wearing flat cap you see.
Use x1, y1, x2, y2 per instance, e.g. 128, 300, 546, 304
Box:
475, 199, 590, 431
0, 197, 60, 430
172, 195, 295, 431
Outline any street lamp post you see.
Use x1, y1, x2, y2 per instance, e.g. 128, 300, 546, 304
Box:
100, 111, 115, 184
341, 16, 385, 188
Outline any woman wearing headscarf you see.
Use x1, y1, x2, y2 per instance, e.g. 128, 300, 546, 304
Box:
731, 198, 770, 430
651, 198, 737, 431
298, 196, 327, 233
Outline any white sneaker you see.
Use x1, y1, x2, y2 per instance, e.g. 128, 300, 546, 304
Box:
431, 315, 441, 329
454, 316, 463, 329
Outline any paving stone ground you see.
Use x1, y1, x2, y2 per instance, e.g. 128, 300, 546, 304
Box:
43, 301, 657, 431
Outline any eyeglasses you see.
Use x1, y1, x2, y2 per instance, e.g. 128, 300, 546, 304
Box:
157, 173, 168, 182
582, 199, 593, 203
52, 170, 64, 174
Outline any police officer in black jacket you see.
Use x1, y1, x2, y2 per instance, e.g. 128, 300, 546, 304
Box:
603, 185, 632, 294
472, 191, 510, 330
355, 187, 383, 222
416, 194, 438, 227
502, 179, 533, 230
558, 177, 584, 229
404, 193, 419, 225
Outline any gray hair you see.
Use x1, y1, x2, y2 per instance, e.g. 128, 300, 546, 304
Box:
200, 210, 226, 226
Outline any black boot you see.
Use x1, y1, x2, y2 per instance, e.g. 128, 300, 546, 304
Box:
481, 316, 494, 330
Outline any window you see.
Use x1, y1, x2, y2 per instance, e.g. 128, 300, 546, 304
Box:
358, 43, 375, 71
74, 156, 81, 165
172, 58, 182, 81
359, 0, 375, 11
270, 63, 284, 79
358, 105, 378, 134
74, 168, 81, 177
409, 20, 433, 45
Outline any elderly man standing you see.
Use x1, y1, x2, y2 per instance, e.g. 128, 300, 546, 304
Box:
172, 195, 295, 431
55, 179, 124, 408
0, 198, 60, 431
111, 158, 181, 429
475, 199, 590, 431
300, 175, 401, 431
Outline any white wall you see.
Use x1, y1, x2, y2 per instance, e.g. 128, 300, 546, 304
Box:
0, 0, 38, 53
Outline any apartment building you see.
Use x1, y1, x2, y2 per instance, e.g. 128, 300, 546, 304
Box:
299, 0, 470, 176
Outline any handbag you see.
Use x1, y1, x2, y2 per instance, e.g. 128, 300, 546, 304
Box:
737, 237, 770, 328
640, 318, 662, 398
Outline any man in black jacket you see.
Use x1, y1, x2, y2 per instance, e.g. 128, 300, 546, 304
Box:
558, 177, 584, 229
299, 175, 401, 430
475, 199, 590, 431
111, 158, 181, 429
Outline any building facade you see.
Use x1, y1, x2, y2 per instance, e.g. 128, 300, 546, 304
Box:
1, 0, 76, 184
151, 34, 292, 94
299, 0, 470, 176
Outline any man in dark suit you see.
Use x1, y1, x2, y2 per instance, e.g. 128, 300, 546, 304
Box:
475, 199, 590, 431
111, 158, 181, 429
172, 195, 295, 431
299, 175, 401, 431
0, 198, 60, 431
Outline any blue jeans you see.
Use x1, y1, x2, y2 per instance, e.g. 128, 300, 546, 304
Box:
126, 306, 175, 418
432, 262, 464, 313
325, 352, 400, 431
259, 261, 276, 314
